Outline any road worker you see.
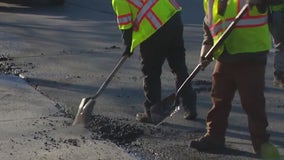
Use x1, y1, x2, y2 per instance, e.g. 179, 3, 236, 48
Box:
111, 0, 197, 123
269, 0, 284, 87
190, 0, 279, 158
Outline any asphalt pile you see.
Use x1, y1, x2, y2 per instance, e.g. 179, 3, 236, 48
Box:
87, 115, 144, 146
0, 54, 34, 75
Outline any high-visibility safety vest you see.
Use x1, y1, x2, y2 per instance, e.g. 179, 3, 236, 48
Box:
204, 0, 271, 58
112, 0, 182, 52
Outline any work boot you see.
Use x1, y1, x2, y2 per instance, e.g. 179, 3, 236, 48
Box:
190, 134, 225, 151
136, 110, 152, 123
183, 106, 197, 120
273, 71, 284, 88
257, 142, 280, 159
182, 88, 197, 120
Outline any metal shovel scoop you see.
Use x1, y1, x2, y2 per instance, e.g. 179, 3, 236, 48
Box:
72, 55, 128, 127
150, 64, 202, 125
150, 4, 249, 126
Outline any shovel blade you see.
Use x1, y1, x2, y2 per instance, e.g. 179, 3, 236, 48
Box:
150, 93, 176, 125
72, 97, 95, 127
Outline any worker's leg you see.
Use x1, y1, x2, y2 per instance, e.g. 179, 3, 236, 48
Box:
166, 13, 197, 120
190, 61, 236, 150
269, 10, 284, 87
236, 64, 270, 154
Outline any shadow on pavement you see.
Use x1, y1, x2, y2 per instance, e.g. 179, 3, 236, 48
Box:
0, 0, 115, 21
197, 147, 258, 159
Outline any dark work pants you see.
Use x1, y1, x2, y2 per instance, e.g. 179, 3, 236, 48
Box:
269, 11, 284, 73
206, 61, 270, 153
139, 12, 196, 111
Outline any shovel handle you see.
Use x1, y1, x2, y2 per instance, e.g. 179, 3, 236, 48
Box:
92, 55, 128, 99
203, 4, 249, 60
176, 4, 249, 97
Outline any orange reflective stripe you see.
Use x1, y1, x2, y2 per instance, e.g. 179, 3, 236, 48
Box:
210, 21, 223, 37
230, 15, 268, 27
145, 11, 162, 29
210, 15, 268, 37
117, 13, 132, 26
127, 0, 141, 9
127, 0, 162, 30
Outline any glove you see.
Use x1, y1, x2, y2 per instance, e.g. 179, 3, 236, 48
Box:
121, 28, 133, 57
199, 44, 213, 71
200, 57, 212, 71
122, 44, 132, 57
246, 0, 267, 13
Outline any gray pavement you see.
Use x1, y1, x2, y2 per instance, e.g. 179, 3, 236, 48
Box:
1, 69, 284, 160
1, 74, 284, 159
0, 75, 135, 160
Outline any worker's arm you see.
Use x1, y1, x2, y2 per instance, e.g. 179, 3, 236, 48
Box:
121, 28, 133, 57
199, 18, 213, 70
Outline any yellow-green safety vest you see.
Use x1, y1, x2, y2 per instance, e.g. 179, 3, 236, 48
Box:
112, 0, 181, 52
204, 0, 271, 59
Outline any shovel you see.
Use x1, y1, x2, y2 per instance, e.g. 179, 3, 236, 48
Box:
72, 55, 128, 126
150, 4, 249, 126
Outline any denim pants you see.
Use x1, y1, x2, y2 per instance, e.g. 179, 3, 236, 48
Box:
269, 11, 284, 73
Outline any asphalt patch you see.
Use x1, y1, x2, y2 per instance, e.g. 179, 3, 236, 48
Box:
0, 54, 33, 75
87, 115, 144, 146
0, 54, 16, 74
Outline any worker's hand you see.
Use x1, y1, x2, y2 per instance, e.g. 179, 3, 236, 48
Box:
199, 44, 212, 70
122, 45, 132, 57
199, 56, 212, 71
121, 28, 133, 57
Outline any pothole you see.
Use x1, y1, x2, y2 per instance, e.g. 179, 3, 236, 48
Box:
87, 115, 144, 146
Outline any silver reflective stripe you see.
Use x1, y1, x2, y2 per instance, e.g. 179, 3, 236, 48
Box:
210, 15, 268, 36
146, 12, 161, 29
128, 0, 143, 8
128, 0, 162, 30
169, 0, 180, 9
117, 15, 132, 25
136, 0, 155, 25
210, 22, 223, 36
232, 16, 267, 26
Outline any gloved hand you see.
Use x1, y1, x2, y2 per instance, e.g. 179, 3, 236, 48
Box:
246, 0, 267, 13
122, 45, 132, 57
200, 57, 212, 71
121, 28, 133, 57
199, 44, 213, 70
